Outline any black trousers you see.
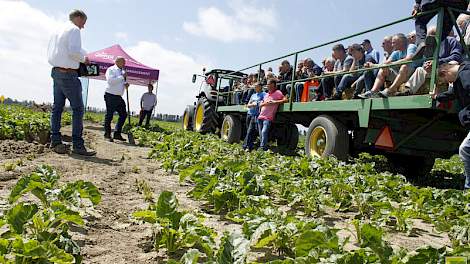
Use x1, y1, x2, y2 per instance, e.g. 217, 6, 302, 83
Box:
139, 109, 153, 126
320, 76, 335, 98
415, 0, 467, 44
104, 92, 127, 135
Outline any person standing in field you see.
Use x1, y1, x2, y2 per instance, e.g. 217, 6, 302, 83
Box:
104, 56, 129, 142
47, 9, 96, 156
435, 61, 470, 190
138, 84, 157, 127
257, 79, 288, 151
242, 82, 266, 151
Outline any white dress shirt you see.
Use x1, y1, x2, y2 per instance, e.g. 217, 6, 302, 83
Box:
141, 92, 157, 111
105, 65, 126, 96
47, 23, 86, 69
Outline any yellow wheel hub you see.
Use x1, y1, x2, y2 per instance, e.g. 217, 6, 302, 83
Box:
309, 127, 327, 157
195, 104, 204, 131
221, 119, 230, 140
183, 112, 189, 130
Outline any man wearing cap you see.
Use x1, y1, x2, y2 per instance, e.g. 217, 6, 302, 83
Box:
47, 9, 96, 156
362, 39, 380, 64
104, 56, 129, 142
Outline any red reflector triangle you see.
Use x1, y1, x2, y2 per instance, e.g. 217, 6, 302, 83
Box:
375, 126, 394, 150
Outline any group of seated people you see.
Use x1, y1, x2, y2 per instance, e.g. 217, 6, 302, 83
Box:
229, 12, 470, 103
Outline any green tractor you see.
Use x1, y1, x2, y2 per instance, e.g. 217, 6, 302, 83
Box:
183, 69, 247, 133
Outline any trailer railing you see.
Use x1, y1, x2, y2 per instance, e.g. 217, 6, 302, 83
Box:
216, 7, 470, 111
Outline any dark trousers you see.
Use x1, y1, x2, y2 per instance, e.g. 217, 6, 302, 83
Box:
50, 68, 84, 148
415, 0, 467, 44
139, 109, 153, 126
320, 76, 335, 98
242, 115, 258, 150
104, 92, 127, 135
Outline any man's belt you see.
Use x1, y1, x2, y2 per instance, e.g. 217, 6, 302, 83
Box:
53, 67, 78, 73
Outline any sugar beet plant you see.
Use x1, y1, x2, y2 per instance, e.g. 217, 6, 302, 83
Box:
131, 127, 470, 263
0, 165, 101, 263
0, 105, 70, 143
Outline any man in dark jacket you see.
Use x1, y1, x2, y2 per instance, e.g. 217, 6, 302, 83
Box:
278, 60, 293, 96
436, 61, 470, 190
413, 0, 468, 45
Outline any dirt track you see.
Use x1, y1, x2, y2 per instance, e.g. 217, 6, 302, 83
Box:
0, 123, 452, 263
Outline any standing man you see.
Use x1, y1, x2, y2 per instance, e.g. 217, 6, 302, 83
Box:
257, 79, 288, 151
104, 56, 129, 142
47, 9, 96, 156
362, 39, 381, 64
138, 84, 157, 127
242, 82, 266, 151
435, 61, 470, 190
413, 0, 468, 46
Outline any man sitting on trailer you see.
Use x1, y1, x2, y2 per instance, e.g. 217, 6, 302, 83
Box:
407, 31, 417, 45
315, 57, 336, 100
382, 35, 394, 61
257, 79, 288, 151
322, 44, 354, 100
395, 27, 463, 96
457, 14, 470, 46
331, 44, 377, 100
435, 60, 470, 190
359, 33, 417, 98
289, 58, 322, 102
278, 60, 293, 96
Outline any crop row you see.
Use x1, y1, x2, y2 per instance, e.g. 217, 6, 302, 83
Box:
0, 165, 101, 263
130, 127, 470, 263
0, 105, 70, 143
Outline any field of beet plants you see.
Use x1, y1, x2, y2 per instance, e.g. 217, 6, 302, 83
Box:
128, 126, 470, 263
0, 104, 469, 263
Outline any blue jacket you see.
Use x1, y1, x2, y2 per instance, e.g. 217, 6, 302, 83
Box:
439, 37, 463, 65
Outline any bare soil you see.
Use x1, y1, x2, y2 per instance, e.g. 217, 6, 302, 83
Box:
0, 123, 451, 263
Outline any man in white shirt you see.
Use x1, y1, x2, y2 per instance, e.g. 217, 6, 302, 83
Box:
104, 56, 129, 142
47, 9, 96, 156
138, 84, 157, 127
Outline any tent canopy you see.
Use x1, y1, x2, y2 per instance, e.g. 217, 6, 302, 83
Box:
87, 44, 159, 86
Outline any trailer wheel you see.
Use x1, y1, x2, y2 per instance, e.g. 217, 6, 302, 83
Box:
277, 123, 299, 154
389, 155, 435, 178
221, 115, 242, 143
193, 97, 218, 133
182, 105, 195, 131
305, 115, 349, 160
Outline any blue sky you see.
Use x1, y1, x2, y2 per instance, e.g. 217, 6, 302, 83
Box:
0, 0, 424, 114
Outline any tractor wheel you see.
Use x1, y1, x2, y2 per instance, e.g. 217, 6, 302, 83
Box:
193, 97, 218, 133
182, 105, 195, 131
276, 123, 299, 154
221, 115, 242, 143
305, 115, 349, 161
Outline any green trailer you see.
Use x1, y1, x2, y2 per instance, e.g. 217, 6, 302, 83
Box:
182, 6, 470, 177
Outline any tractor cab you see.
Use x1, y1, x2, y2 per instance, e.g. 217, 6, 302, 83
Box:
192, 69, 247, 103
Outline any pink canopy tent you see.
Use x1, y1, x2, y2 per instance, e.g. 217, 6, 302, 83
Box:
87, 44, 159, 86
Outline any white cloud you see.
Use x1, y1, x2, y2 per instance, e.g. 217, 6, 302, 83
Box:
183, 0, 277, 42
0, 1, 209, 115
114, 31, 128, 41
